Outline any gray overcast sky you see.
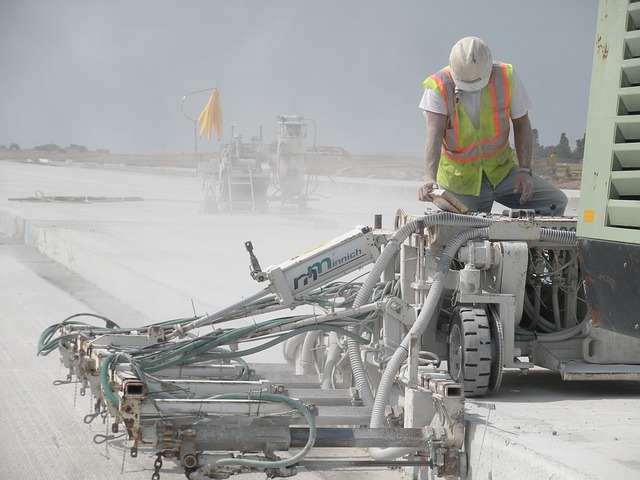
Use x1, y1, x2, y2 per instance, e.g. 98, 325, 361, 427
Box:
1, 0, 599, 156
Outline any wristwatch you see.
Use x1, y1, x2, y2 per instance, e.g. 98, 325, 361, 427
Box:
518, 167, 532, 176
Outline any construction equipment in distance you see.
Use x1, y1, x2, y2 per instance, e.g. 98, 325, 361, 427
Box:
272, 115, 311, 212
203, 129, 271, 213
201, 115, 314, 213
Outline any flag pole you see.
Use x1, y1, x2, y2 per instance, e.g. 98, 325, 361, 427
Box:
180, 87, 216, 165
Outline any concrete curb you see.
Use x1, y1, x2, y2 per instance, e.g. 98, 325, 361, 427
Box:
0, 207, 216, 322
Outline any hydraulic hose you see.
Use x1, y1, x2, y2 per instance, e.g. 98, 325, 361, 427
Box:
525, 228, 578, 333
537, 322, 584, 342
531, 283, 542, 330
368, 226, 490, 461
347, 212, 493, 408
523, 294, 558, 333
211, 393, 316, 470
320, 332, 342, 389
300, 331, 322, 375
100, 354, 120, 409
542, 227, 576, 332
552, 283, 562, 330
367, 223, 576, 460
282, 334, 304, 365
180, 287, 273, 334
539, 228, 576, 244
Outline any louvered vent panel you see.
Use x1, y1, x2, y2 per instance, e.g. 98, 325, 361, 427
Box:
608, 1, 640, 229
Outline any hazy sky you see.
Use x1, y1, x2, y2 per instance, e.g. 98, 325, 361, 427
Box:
1, 0, 599, 156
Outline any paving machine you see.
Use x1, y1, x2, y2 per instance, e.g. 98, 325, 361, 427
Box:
272, 115, 312, 212
37, 1, 640, 479
201, 129, 271, 213
201, 115, 316, 213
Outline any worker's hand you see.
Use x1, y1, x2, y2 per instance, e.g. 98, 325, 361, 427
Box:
514, 172, 534, 204
418, 180, 438, 202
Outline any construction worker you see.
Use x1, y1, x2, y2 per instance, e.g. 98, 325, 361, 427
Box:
417, 37, 567, 216
550, 152, 558, 176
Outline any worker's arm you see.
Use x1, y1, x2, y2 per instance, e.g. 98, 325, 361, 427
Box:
512, 113, 534, 204
418, 111, 447, 202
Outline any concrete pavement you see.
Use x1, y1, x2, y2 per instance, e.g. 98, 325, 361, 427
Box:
0, 159, 638, 480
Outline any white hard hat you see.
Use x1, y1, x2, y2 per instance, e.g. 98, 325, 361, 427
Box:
449, 37, 493, 91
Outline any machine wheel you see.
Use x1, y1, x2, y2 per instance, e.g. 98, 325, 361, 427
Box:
488, 305, 505, 393
448, 305, 492, 397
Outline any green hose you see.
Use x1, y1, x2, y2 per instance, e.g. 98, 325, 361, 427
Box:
100, 354, 120, 409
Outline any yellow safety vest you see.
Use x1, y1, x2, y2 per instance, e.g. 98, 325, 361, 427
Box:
423, 63, 515, 196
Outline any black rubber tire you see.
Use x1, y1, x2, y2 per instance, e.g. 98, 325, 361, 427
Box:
448, 305, 492, 397
488, 306, 505, 393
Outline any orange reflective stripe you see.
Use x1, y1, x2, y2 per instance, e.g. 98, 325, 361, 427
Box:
444, 126, 507, 163
499, 63, 510, 108
443, 142, 480, 162
488, 77, 500, 135
449, 131, 504, 154
441, 70, 453, 110
497, 63, 510, 132
488, 63, 511, 136
443, 151, 480, 163
440, 69, 462, 149
452, 108, 461, 150
445, 71, 462, 148
443, 137, 509, 164
428, 74, 449, 114
428, 69, 462, 150
482, 138, 509, 157
480, 131, 505, 145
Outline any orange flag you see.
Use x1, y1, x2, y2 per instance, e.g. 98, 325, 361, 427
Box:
198, 89, 222, 140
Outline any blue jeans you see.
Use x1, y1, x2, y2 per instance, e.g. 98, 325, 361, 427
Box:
446, 166, 568, 216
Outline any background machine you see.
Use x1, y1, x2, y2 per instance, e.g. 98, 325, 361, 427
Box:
201, 115, 315, 214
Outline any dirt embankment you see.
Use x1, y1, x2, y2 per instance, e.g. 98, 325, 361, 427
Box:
0, 149, 425, 180
0, 149, 581, 189
0, 149, 200, 168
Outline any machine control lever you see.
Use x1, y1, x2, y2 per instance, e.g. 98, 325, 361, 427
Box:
245, 241, 268, 282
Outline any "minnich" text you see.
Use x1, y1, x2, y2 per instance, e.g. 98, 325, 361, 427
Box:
293, 248, 363, 291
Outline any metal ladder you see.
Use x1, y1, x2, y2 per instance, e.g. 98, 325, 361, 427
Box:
226, 167, 256, 213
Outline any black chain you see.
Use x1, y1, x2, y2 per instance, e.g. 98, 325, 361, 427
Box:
151, 452, 163, 480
